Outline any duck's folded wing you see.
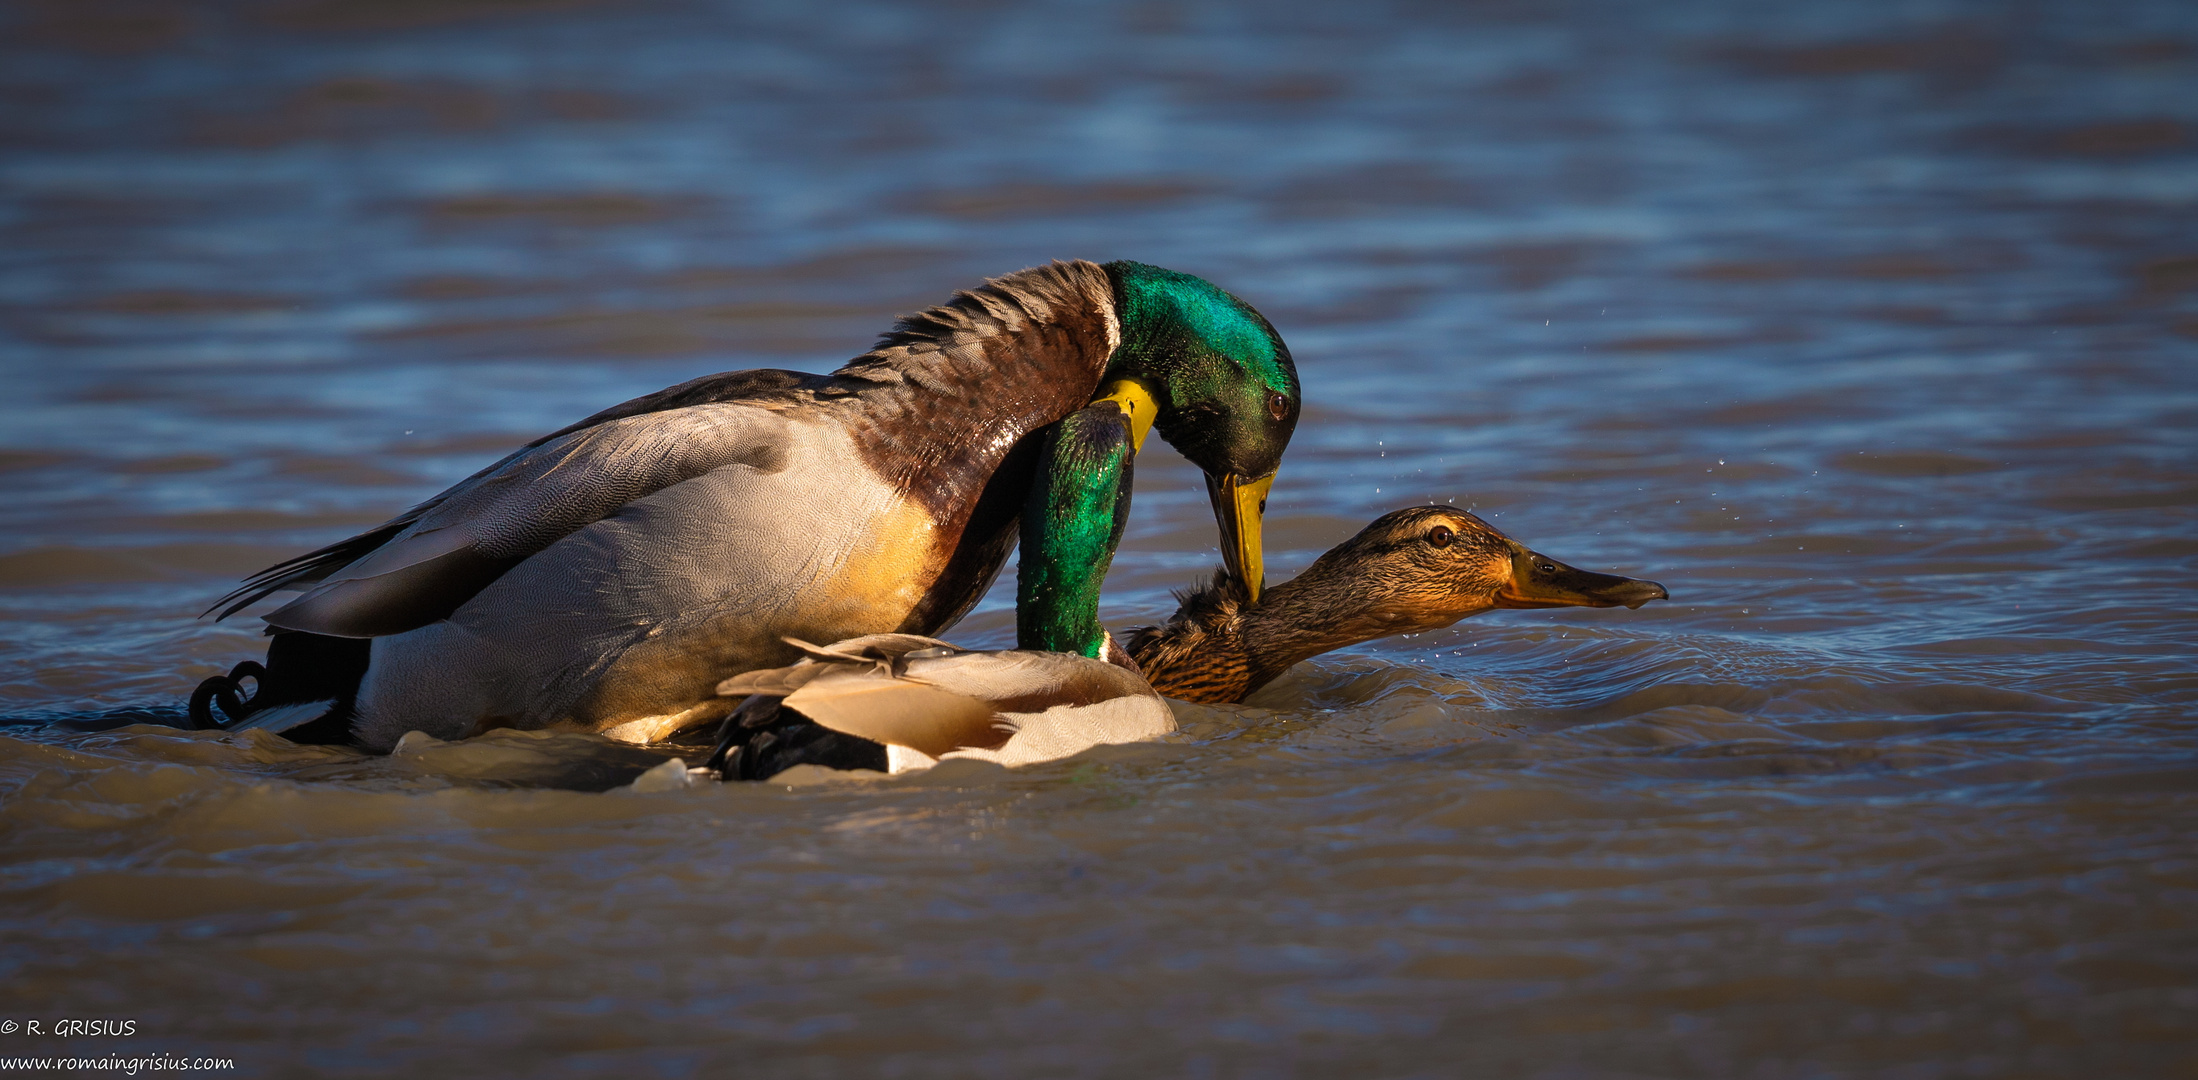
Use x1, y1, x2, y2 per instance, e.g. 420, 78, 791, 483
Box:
717, 660, 837, 698
900, 649, 1159, 711
778, 667, 1011, 757
735, 648, 1171, 763
897, 652, 1175, 767
210, 369, 829, 624
244, 403, 798, 638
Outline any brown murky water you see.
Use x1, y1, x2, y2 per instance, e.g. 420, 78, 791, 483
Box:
3, 0, 2196, 1075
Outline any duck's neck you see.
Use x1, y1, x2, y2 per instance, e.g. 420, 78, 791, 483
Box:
1128, 561, 1413, 703
1238, 572, 1408, 684
1016, 401, 1137, 658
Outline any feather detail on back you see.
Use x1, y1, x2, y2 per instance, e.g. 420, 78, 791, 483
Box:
821, 260, 1120, 540
261, 404, 799, 637
840, 260, 1115, 385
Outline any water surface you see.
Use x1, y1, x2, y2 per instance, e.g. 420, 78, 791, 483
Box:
2, 0, 2195, 1075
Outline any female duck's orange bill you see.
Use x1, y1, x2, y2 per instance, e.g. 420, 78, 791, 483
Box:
1496, 549, 1669, 610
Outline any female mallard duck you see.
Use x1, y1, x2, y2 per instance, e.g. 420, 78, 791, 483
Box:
190, 260, 1299, 751
709, 505, 1666, 779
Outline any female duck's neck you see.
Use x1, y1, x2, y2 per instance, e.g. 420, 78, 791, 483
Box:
1230, 576, 1394, 685
1130, 568, 1395, 701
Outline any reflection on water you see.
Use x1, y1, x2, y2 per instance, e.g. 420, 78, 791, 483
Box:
2, 0, 2195, 1074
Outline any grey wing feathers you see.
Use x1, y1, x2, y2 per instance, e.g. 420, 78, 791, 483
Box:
210, 368, 828, 629
523, 368, 827, 444
239, 402, 794, 638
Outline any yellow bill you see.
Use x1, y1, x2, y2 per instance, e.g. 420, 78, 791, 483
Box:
1205, 471, 1274, 602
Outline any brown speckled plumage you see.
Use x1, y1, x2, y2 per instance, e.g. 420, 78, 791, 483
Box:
1124, 570, 1260, 704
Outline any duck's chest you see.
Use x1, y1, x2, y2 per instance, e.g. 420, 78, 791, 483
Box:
817, 392, 1071, 635
889, 431, 1052, 634
684, 419, 967, 627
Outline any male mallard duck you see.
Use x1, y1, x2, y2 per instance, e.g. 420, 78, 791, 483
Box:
190, 260, 1299, 751
708, 506, 1666, 779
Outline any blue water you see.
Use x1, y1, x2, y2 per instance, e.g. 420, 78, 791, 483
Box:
2, 0, 2195, 1075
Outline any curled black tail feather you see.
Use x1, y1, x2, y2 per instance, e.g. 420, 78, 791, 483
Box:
187, 661, 265, 729
185, 632, 370, 743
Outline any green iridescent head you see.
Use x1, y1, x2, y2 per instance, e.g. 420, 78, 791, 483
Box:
1102, 261, 1300, 599
1103, 261, 1299, 477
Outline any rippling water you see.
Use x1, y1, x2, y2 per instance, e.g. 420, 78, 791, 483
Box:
3, 0, 2195, 1074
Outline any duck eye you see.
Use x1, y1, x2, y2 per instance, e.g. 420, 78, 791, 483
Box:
1265, 391, 1289, 422
1427, 525, 1453, 548
1539, 562, 1557, 573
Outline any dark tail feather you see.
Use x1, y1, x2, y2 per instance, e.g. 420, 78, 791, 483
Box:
187, 632, 370, 744
203, 515, 426, 621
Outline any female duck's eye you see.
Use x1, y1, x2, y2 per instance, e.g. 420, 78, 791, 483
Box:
1539, 562, 1557, 573
1266, 391, 1289, 422
1427, 525, 1453, 548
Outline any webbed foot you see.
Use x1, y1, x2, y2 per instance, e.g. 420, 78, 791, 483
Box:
706, 695, 887, 780
734, 722, 888, 779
